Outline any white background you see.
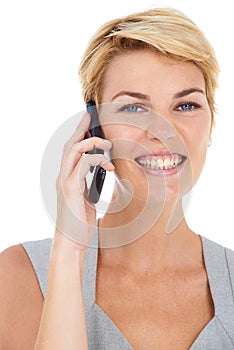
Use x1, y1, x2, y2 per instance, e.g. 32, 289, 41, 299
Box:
0, 0, 234, 252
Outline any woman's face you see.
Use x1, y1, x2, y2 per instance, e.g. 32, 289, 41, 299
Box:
99, 50, 211, 203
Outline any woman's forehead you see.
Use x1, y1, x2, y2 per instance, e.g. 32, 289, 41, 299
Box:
101, 50, 205, 102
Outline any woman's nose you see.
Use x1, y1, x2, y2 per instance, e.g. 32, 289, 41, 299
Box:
144, 111, 177, 144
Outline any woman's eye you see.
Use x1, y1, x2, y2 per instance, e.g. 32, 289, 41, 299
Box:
176, 102, 201, 111
119, 104, 146, 113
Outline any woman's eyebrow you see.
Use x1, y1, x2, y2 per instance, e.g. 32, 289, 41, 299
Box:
111, 91, 151, 101
111, 88, 204, 102
173, 88, 205, 99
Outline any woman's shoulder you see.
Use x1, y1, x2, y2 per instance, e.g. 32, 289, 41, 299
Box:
201, 235, 234, 271
200, 235, 234, 302
21, 238, 53, 297
21, 238, 53, 267
0, 243, 44, 349
0, 243, 42, 301
201, 235, 234, 259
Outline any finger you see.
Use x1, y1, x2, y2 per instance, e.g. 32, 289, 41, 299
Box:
61, 138, 113, 182
71, 153, 115, 195
63, 113, 91, 153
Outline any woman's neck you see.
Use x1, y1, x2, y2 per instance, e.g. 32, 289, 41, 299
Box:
98, 198, 203, 274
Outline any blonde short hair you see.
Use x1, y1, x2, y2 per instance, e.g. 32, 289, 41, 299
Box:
79, 7, 219, 125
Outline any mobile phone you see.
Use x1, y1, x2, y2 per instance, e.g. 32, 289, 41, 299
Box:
86, 100, 106, 203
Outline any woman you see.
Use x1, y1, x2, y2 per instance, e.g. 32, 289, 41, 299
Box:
0, 7, 234, 350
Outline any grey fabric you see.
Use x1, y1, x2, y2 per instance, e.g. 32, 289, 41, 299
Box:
21, 232, 234, 349
22, 238, 52, 297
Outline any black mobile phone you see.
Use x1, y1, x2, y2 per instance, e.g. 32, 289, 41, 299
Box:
86, 100, 106, 203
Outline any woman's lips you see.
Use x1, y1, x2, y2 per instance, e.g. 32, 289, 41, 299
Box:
135, 152, 187, 176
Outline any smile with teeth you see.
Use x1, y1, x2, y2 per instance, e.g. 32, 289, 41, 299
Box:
136, 154, 185, 170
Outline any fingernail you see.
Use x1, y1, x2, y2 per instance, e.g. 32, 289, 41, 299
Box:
106, 162, 115, 170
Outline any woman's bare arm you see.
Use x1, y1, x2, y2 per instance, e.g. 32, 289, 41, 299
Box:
34, 113, 114, 349
0, 114, 114, 350
34, 232, 89, 349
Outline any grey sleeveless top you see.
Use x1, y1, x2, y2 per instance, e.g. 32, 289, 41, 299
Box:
21, 231, 234, 349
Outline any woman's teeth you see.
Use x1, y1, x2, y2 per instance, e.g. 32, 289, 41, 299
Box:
136, 155, 183, 170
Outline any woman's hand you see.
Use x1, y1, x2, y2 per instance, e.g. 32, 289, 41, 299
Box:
35, 113, 114, 349
55, 112, 114, 250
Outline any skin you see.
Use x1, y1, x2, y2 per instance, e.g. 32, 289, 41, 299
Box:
0, 49, 214, 350
96, 50, 215, 348
100, 50, 211, 203
98, 49, 212, 247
